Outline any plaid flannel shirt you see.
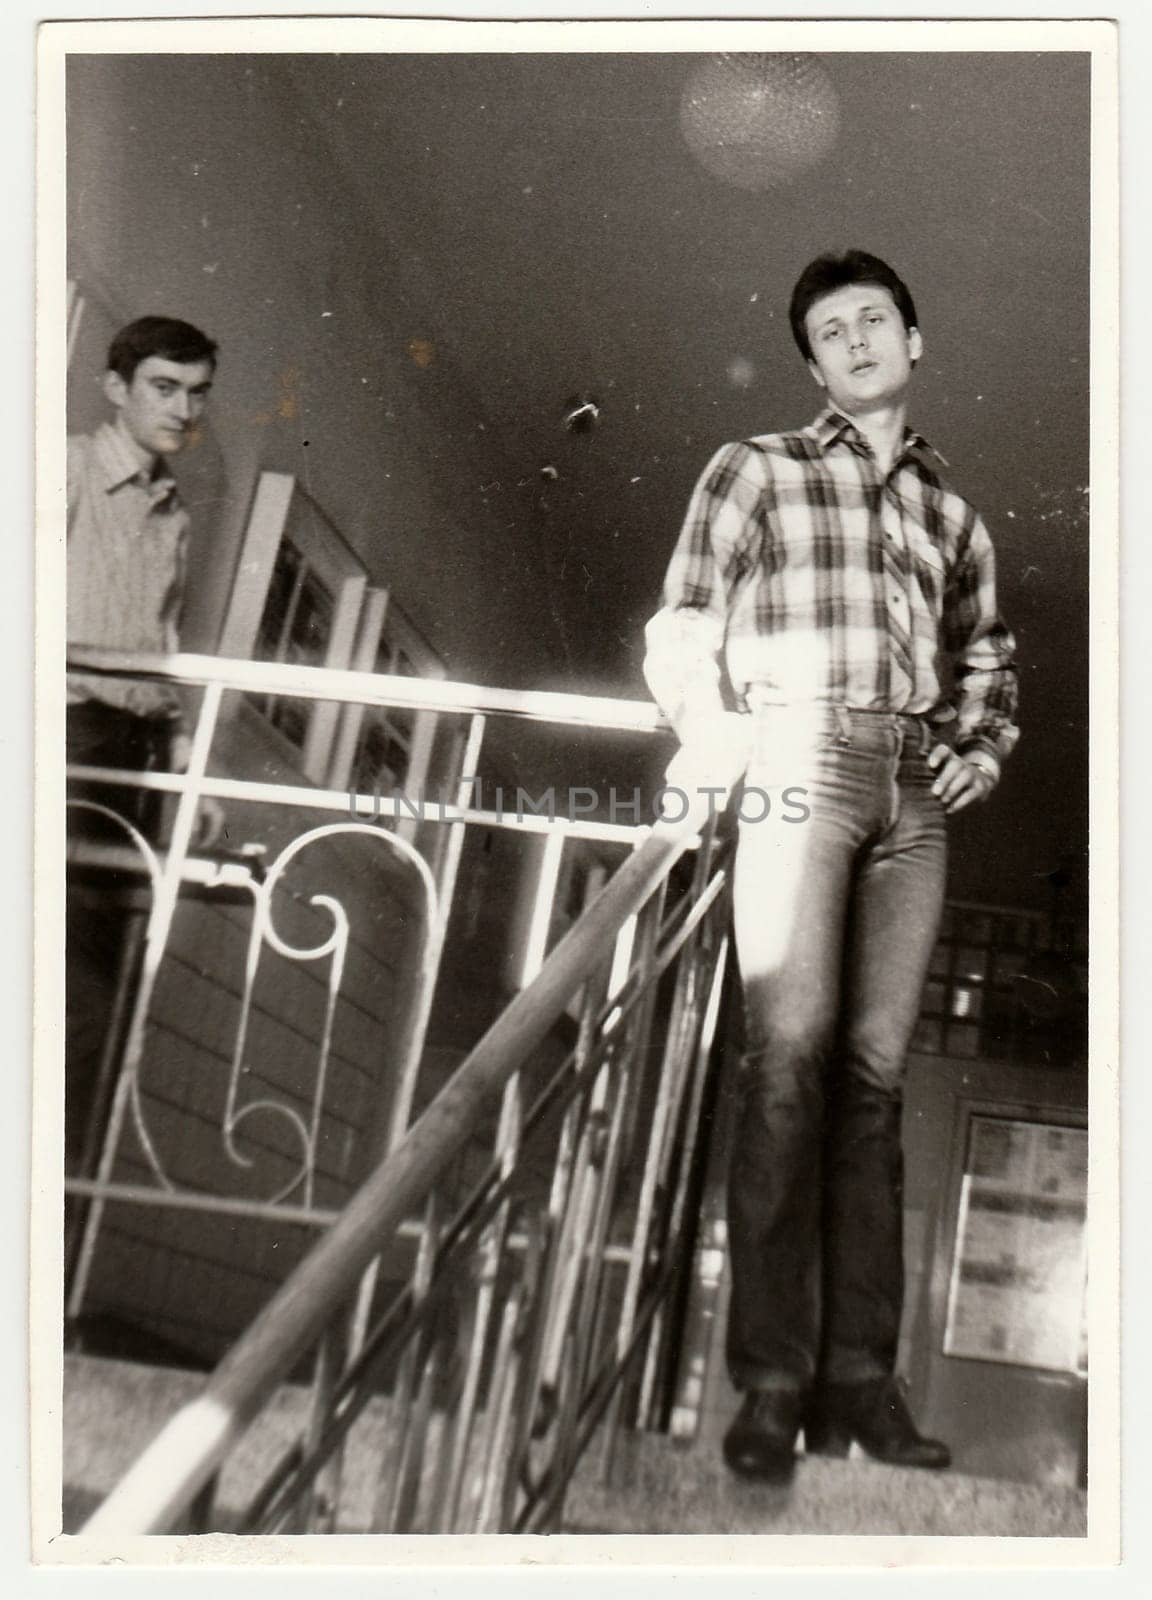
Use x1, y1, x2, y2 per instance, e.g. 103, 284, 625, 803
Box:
644, 407, 1018, 772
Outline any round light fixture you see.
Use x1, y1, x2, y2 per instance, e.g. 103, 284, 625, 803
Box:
681, 54, 841, 191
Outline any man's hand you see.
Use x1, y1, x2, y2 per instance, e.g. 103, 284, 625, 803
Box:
168, 730, 226, 849
661, 711, 753, 818
192, 797, 226, 850
927, 744, 997, 814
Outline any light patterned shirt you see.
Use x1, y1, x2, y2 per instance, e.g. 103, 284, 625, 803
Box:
644, 407, 1018, 769
67, 421, 189, 720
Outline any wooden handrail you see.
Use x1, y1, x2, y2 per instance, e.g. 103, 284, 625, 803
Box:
81, 812, 708, 1536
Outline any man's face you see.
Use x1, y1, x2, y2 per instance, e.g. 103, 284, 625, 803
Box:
803, 283, 922, 415
103, 355, 215, 457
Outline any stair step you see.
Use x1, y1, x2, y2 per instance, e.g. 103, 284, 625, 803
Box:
564, 1431, 1087, 1537
63, 1352, 398, 1532
62, 1354, 1087, 1539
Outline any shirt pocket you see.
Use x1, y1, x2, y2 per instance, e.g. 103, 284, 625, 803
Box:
901, 516, 947, 604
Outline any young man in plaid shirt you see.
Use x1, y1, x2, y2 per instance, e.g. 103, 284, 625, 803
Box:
645, 250, 1018, 1485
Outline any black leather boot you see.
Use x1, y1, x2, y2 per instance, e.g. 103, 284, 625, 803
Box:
805, 1376, 951, 1470
723, 1389, 803, 1484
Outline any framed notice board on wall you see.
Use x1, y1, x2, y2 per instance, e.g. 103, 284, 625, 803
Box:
909, 1067, 1089, 1488
943, 1116, 1088, 1374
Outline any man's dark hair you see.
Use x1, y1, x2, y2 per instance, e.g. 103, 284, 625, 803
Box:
788, 251, 918, 362
107, 316, 219, 382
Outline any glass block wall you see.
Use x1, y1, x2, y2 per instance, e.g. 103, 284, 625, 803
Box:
910, 902, 1083, 1065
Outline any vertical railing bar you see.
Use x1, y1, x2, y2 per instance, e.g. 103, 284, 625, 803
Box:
466, 1128, 567, 1522
632, 966, 716, 1429
544, 1037, 638, 1526
542, 879, 673, 1520
421, 1353, 461, 1533
367, 1324, 420, 1530
661, 917, 731, 1257
650, 926, 733, 1438
438, 1082, 522, 1528
510, 1078, 603, 1494
146, 680, 226, 940
598, 855, 729, 1467
634, 863, 716, 1213
635, 845, 728, 1246
605, 872, 673, 1190
527, 896, 644, 1406
476, 1284, 528, 1533
66, 681, 223, 1320
635, 913, 732, 1432
431, 715, 486, 950
291, 1328, 341, 1533
418, 755, 550, 1529
372, 1335, 423, 1534
384, 712, 488, 1154
463, 1273, 522, 1531
367, 1191, 440, 1531
437, 1261, 494, 1528
467, 825, 611, 1523
505, 882, 661, 1529
487, 961, 610, 1530
333, 714, 487, 1526
390, 1336, 441, 1534
429, 1081, 521, 1529
602, 906, 701, 1425
519, 823, 569, 990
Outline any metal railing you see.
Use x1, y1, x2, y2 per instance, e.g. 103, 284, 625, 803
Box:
64, 651, 665, 1309
64, 650, 738, 1534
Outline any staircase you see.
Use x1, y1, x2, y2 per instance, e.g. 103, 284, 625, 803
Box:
61, 1354, 1086, 1539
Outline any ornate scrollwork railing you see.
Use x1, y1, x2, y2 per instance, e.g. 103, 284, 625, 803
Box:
62, 651, 736, 1536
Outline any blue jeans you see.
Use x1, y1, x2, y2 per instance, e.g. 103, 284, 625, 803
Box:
726, 705, 947, 1394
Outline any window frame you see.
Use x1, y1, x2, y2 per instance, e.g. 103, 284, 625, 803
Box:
220, 471, 450, 832
218, 471, 368, 785
332, 590, 446, 842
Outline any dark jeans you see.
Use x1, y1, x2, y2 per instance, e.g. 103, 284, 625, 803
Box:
65, 700, 172, 1171
726, 705, 947, 1395
66, 699, 173, 840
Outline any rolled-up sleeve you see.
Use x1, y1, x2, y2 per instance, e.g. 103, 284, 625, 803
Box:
643, 441, 764, 731
943, 511, 1019, 771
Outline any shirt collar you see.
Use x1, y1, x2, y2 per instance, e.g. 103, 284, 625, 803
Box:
92, 420, 179, 502
807, 406, 949, 470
